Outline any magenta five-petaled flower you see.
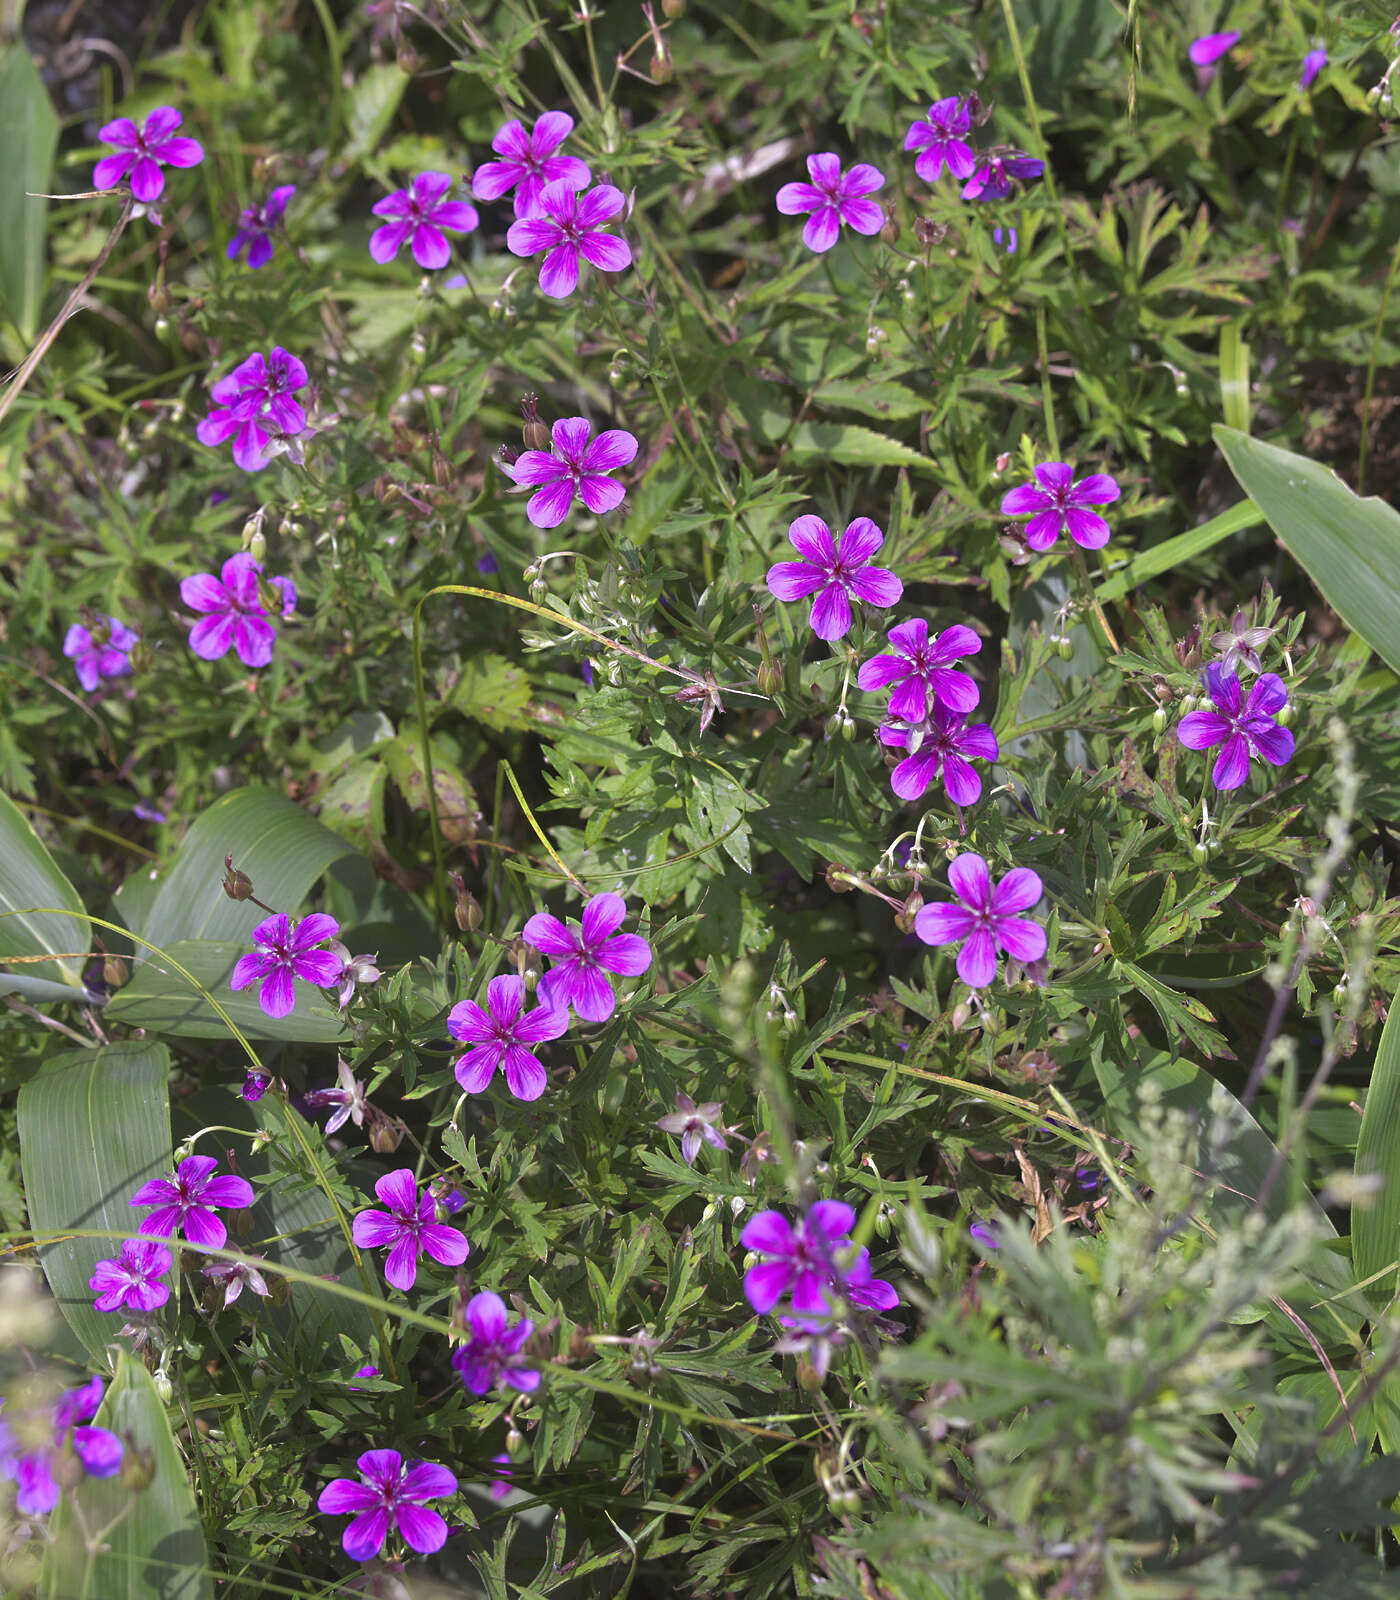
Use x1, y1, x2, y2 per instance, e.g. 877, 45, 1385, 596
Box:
451, 1292, 541, 1395
880, 707, 999, 806
858, 619, 982, 721
228, 185, 295, 269
742, 1202, 899, 1320
202, 1257, 270, 1307
1000, 462, 1121, 551
506, 182, 632, 299
230, 912, 343, 1019
93, 106, 203, 203
904, 97, 976, 183
522, 891, 653, 1022
472, 110, 591, 218
446, 975, 568, 1102
370, 172, 479, 270
0, 1377, 124, 1516
196, 346, 312, 472
962, 152, 1045, 202
89, 1238, 172, 1314
64, 615, 138, 692
914, 853, 1047, 989
776, 153, 885, 253
351, 1169, 470, 1293
1177, 663, 1294, 791
130, 1154, 254, 1250
317, 1449, 456, 1562
767, 515, 902, 641
509, 417, 638, 529
180, 554, 296, 668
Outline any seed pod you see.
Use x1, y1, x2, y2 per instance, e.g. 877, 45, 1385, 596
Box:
1152, 707, 1168, 735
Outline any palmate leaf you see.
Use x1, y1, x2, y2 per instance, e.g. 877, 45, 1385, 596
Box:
17, 1041, 174, 1362
43, 1349, 211, 1600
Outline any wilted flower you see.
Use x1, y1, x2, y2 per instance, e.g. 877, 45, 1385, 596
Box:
522, 892, 653, 1022
1000, 462, 1121, 551
506, 181, 632, 298
89, 1239, 172, 1314
776, 153, 886, 252
446, 975, 568, 1101
180, 554, 296, 668
451, 1291, 541, 1395
507, 417, 638, 529
202, 1258, 270, 1307
129, 1155, 254, 1249
317, 1449, 456, 1561
0, 1377, 123, 1515
1177, 664, 1294, 790
961, 152, 1044, 202
472, 110, 591, 218
880, 707, 999, 805
230, 912, 343, 1019
904, 97, 975, 183
656, 1093, 729, 1165
63, 615, 138, 692
351, 1169, 470, 1293
766, 515, 902, 641
914, 853, 1047, 988
228, 185, 295, 269
1209, 608, 1276, 676
93, 106, 203, 202
303, 1059, 371, 1135
195, 346, 312, 472
370, 172, 479, 269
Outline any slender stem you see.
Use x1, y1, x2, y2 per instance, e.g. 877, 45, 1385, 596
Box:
411, 595, 448, 923
1358, 235, 1400, 494
1035, 305, 1059, 457
0, 197, 133, 431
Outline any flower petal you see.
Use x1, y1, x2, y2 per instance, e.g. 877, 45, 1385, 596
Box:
955, 927, 1000, 988
913, 902, 977, 946
581, 428, 639, 473
802, 206, 842, 252
947, 852, 993, 911
596, 932, 652, 977
766, 560, 825, 602
1211, 733, 1252, 791
522, 913, 576, 957
537, 242, 581, 298
342, 1507, 391, 1562
744, 1260, 794, 1313
741, 1211, 795, 1256
579, 232, 632, 273
990, 867, 1043, 916
318, 1478, 379, 1514
996, 916, 1047, 963
1177, 711, 1230, 751
847, 565, 902, 608
502, 1046, 548, 1101
809, 582, 853, 641
395, 1504, 449, 1555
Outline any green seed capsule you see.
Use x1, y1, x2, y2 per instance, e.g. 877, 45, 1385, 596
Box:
1191, 842, 1210, 867
1152, 707, 1168, 735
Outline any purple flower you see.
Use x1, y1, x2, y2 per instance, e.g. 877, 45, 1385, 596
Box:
506, 181, 632, 299
230, 912, 343, 1019
89, 1238, 172, 1314
63, 615, 138, 692
303, 1059, 370, 1135
913, 853, 1047, 989
370, 172, 479, 270
1000, 462, 1121, 551
0, 1377, 123, 1516
1300, 47, 1327, 90
202, 1257, 270, 1307
776, 153, 885, 252
351, 1169, 470, 1293
1210, 608, 1276, 677
969, 1220, 1001, 1249
879, 707, 999, 805
93, 106, 203, 203
767, 515, 902, 641
451, 1291, 541, 1395
1177, 664, 1294, 791
317, 1449, 456, 1562
446, 975, 568, 1102
132, 800, 166, 823
904, 98, 976, 183
180, 554, 296, 667
228, 185, 294, 269
508, 416, 637, 529
195, 346, 311, 472
129, 1154, 254, 1250
857, 619, 982, 721
993, 225, 1017, 254
522, 891, 653, 1022
472, 110, 591, 218
241, 1071, 270, 1103
742, 1203, 898, 1319
656, 1093, 729, 1166
348, 1365, 380, 1390
961, 153, 1045, 202
1189, 31, 1240, 67
324, 941, 382, 1009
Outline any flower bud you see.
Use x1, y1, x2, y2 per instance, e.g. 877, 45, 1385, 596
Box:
222, 855, 254, 901
1180, 694, 1198, 715
1333, 981, 1349, 1006
250, 1363, 269, 1393
1191, 842, 1210, 867
1277, 704, 1294, 727
505, 1425, 529, 1460
1053, 634, 1075, 661
122, 1445, 157, 1492
152, 1369, 174, 1404
1151, 707, 1168, 735
880, 214, 900, 245
369, 1116, 406, 1154
649, 46, 673, 82
103, 954, 129, 990
520, 393, 550, 452
249, 528, 267, 563
662, 0, 685, 14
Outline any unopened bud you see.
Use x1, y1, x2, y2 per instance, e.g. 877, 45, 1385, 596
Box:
662, 0, 685, 14
1151, 707, 1168, 735
506, 1426, 529, 1460
1277, 704, 1294, 726
153, 315, 170, 336
756, 658, 783, 696
122, 1445, 157, 1492
520, 393, 550, 451
151, 1370, 173, 1405
1191, 842, 1210, 867
102, 955, 129, 990
1333, 981, 1349, 1006
248, 529, 267, 563
879, 214, 899, 245
369, 1116, 406, 1154
148, 279, 171, 316
250, 1363, 269, 1393
649, 46, 673, 82
222, 855, 254, 901
950, 1002, 971, 1030
994, 451, 1012, 475
1053, 635, 1075, 661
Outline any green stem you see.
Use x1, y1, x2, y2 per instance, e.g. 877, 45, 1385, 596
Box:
1358, 235, 1400, 495
411, 595, 448, 923
1035, 305, 1059, 457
